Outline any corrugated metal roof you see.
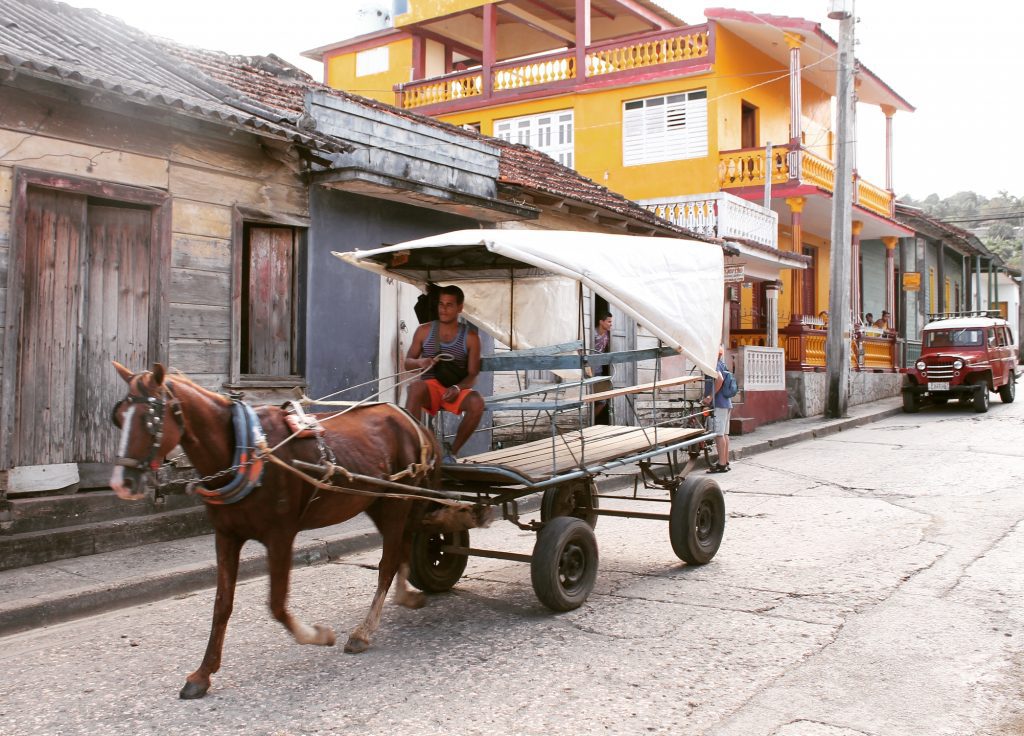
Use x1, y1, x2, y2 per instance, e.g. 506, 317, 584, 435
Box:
0, 0, 348, 152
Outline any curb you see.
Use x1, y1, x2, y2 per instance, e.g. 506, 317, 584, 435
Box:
0, 405, 901, 636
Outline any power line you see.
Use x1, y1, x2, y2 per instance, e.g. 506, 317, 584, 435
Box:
941, 214, 1024, 224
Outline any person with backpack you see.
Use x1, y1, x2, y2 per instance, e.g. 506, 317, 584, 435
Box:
702, 344, 735, 473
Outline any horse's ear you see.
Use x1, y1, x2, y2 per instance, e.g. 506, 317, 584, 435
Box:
152, 363, 166, 386
112, 361, 133, 383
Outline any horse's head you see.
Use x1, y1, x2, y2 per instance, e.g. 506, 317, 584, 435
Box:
109, 362, 186, 501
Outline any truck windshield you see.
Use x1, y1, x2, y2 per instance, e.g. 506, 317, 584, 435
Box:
924, 328, 983, 348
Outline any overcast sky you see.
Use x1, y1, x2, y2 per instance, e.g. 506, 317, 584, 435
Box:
60, 0, 1024, 200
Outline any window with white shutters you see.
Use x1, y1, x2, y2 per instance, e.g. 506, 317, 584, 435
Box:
494, 109, 574, 168
622, 89, 707, 166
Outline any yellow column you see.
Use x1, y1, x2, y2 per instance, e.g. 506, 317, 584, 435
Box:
786, 196, 806, 322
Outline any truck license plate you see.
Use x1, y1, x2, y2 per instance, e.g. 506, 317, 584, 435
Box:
927, 382, 950, 392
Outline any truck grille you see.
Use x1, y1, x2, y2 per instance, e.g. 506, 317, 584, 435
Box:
925, 362, 956, 380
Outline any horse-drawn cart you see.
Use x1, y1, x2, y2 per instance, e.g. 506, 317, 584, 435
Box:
336, 229, 727, 612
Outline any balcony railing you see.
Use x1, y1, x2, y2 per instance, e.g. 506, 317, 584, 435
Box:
641, 191, 778, 248
718, 145, 894, 219
395, 25, 710, 111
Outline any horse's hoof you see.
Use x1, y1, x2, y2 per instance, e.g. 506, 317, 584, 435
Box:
179, 680, 209, 700
316, 624, 336, 647
397, 591, 427, 609
344, 636, 370, 654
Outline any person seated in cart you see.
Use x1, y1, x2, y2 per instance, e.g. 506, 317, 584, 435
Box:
404, 285, 484, 462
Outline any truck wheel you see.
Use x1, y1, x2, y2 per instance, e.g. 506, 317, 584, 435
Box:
408, 529, 469, 593
669, 475, 725, 565
902, 390, 921, 413
973, 384, 990, 413
541, 479, 599, 529
531, 517, 598, 612
999, 379, 1015, 404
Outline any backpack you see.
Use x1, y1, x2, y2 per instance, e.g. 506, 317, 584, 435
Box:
720, 366, 738, 399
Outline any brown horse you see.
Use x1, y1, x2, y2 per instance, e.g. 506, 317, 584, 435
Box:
109, 362, 474, 699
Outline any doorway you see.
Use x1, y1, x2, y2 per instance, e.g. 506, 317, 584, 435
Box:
3, 172, 168, 491
741, 101, 758, 149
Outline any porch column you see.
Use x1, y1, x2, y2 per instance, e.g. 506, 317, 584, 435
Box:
482, 3, 497, 97
765, 280, 781, 347
412, 35, 426, 79
882, 105, 896, 199
882, 236, 898, 326
575, 0, 591, 82
785, 196, 806, 323
937, 240, 946, 313
975, 255, 983, 310
851, 219, 863, 323
785, 33, 804, 180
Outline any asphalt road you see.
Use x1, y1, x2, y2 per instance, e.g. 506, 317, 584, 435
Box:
2, 398, 1022, 736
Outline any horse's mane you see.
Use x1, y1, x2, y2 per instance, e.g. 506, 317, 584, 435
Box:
164, 368, 233, 407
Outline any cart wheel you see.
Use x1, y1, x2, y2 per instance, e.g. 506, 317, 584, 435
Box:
669, 476, 725, 565
531, 517, 598, 612
540, 479, 599, 528
408, 529, 469, 593
973, 384, 990, 413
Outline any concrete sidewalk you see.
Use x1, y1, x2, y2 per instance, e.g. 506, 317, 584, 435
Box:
0, 396, 903, 637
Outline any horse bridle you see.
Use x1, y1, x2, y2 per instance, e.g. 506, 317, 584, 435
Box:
111, 376, 186, 473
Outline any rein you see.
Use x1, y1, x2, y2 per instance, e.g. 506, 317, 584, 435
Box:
114, 371, 450, 507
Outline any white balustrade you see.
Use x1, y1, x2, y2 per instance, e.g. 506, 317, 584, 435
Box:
640, 191, 777, 248
739, 346, 785, 391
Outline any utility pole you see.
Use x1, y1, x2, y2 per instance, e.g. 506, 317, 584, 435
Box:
825, 0, 855, 418
1018, 239, 1023, 362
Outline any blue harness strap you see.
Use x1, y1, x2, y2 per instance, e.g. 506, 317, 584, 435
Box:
194, 401, 267, 505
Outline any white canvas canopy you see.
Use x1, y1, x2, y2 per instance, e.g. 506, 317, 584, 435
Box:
334, 229, 724, 376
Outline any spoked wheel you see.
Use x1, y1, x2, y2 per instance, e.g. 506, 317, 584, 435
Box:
531, 517, 598, 612
999, 378, 1016, 404
902, 390, 921, 413
973, 384, 990, 413
540, 479, 599, 528
669, 475, 725, 565
408, 529, 469, 593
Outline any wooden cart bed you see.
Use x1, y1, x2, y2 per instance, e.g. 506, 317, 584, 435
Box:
443, 424, 704, 486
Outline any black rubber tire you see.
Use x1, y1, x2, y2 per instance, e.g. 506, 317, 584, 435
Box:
902, 390, 921, 414
930, 393, 949, 405
531, 517, 598, 612
669, 475, 725, 565
973, 383, 990, 413
408, 529, 469, 593
540, 479, 599, 529
999, 378, 1016, 404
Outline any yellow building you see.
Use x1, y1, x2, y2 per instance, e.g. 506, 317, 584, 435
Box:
304, 0, 915, 420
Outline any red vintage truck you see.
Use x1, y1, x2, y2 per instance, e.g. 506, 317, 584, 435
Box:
902, 311, 1018, 413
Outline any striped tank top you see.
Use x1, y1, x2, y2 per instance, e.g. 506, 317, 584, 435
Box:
423, 320, 469, 387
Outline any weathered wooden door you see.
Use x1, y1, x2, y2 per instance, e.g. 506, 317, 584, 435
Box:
12, 189, 152, 474
74, 204, 152, 464
12, 189, 86, 467
244, 227, 295, 376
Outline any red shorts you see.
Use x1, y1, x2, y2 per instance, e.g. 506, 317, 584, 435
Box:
421, 378, 471, 416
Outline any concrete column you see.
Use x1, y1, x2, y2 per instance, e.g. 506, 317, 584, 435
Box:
882, 105, 896, 197
882, 236, 898, 326
785, 33, 804, 180
785, 196, 806, 323
482, 3, 496, 97
851, 220, 863, 323
765, 280, 781, 347
575, 0, 591, 82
